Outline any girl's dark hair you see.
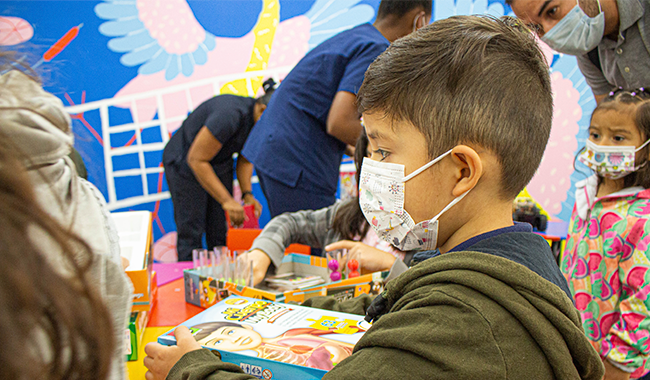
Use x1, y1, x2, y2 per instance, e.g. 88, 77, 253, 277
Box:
0, 136, 114, 380
256, 78, 277, 106
591, 88, 650, 189
332, 130, 370, 241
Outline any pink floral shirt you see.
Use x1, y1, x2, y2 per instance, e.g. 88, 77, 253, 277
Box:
562, 176, 650, 377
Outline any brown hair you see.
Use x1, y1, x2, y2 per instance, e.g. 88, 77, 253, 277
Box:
192, 322, 245, 342
377, 0, 432, 19
589, 89, 650, 189
0, 136, 114, 380
357, 15, 553, 199
332, 130, 370, 241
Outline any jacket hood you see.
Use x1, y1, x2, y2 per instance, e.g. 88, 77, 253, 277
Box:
0, 70, 72, 168
382, 250, 604, 379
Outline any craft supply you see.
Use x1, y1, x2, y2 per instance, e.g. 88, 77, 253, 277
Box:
192, 249, 201, 270
249, 260, 254, 287
347, 259, 360, 278
198, 249, 207, 274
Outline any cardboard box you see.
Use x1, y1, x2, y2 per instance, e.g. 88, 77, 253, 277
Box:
125, 310, 149, 361
184, 253, 389, 308
112, 211, 154, 311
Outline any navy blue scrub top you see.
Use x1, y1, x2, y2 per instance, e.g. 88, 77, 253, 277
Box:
241, 23, 389, 195
163, 94, 256, 176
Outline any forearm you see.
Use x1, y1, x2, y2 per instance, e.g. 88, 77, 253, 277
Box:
189, 160, 233, 204
327, 119, 363, 146
235, 156, 254, 193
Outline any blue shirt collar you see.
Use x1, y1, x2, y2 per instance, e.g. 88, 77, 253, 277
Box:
410, 222, 533, 264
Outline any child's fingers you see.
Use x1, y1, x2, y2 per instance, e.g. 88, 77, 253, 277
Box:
325, 240, 357, 252
144, 342, 165, 358
175, 325, 201, 350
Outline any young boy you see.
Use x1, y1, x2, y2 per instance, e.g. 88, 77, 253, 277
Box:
144, 15, 605, 380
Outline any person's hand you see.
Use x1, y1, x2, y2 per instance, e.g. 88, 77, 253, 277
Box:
238, 249, 271, 286
325, 240, 397, 274
602, 359, 631, 380
143, 326, 202, 380
222, 198, 245, 226
243, 193, 263, 218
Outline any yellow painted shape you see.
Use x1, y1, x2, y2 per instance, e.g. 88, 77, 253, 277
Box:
307, 315, 340, 331
220, 0, 279, 97
127, 326, 174, 380
515, 187, 551, 219
333, 319, 362, 335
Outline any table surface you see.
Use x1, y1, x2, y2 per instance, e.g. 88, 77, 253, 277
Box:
128, 267, 204, 380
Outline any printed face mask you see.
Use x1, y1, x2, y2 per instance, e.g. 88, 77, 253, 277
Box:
541, 0, 604, 55
578, 139, 650, 179
359, 151, 470, 251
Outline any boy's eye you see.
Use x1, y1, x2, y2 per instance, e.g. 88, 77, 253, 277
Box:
227, 329, 235, 335
373, 149, 390, 161
214, 339, 222, 345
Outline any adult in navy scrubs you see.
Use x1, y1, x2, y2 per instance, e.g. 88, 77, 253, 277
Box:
163, 80, 275, 261
241, 0, 432, 218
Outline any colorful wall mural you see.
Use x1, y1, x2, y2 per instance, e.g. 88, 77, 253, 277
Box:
0, 0, 595, 260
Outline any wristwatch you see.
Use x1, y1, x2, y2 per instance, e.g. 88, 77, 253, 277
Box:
241, 191, 253, 198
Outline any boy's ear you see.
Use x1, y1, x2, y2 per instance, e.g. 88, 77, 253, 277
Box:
450, 145, 483, 197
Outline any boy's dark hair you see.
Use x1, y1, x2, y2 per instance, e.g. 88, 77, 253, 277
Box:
377, 0, 432, 19
192, 322, 244, 342
357, 15, 553, 199
332, 130, 371, 241
591, 89, 650, 189
256, 78, 277, 106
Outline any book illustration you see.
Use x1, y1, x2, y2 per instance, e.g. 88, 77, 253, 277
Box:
159, 296, 368, 376
191, 321, 354, 371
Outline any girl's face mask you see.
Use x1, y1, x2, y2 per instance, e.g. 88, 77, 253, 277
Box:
578, 139, 650, 179
358, 150, 470, 251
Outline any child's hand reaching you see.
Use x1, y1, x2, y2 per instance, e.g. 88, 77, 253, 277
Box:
325, 240, 397, 274
238, 249, 271, 286
143, 326, 202, 380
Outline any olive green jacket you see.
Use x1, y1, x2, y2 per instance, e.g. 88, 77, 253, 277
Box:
168, 249, 604, 380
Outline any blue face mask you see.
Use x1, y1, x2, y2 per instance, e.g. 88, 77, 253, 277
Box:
541, 1, 605, 56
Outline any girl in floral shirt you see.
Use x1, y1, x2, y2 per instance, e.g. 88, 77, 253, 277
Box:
562, 88, 650, 379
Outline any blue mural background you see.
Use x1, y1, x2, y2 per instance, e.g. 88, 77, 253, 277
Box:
0, 0, 594, 260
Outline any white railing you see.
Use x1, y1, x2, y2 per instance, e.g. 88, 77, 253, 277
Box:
65, 67, 293, 211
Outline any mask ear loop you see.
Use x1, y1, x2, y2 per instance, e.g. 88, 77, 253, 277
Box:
412, 13, 420, 32
402, 149, 453, 182
430, 188, 471, 222
634, 138, 650, 153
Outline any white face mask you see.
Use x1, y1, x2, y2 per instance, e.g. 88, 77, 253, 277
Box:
359, 150, 470, 251
578, 139, 650, 179
541, 0, 605, 56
